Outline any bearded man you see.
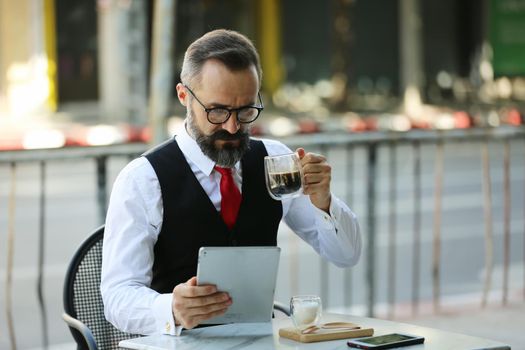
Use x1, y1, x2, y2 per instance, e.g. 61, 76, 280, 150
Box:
101, 29, 361, 336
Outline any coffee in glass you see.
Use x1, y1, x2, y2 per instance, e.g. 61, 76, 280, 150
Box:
264, 153, 303, 200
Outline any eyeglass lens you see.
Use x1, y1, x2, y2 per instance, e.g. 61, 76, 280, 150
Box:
208, 107, 259, 124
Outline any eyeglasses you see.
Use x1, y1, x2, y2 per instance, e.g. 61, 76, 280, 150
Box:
183, 84, 264, 124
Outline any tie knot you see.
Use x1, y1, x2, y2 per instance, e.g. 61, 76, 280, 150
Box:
214, 166, 232, 176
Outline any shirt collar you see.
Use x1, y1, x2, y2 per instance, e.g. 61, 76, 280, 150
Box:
175, 122, 241, 176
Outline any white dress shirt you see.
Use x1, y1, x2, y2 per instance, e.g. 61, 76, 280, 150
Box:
101, 126, 361, 336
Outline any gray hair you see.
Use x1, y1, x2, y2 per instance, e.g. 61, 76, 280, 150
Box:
180, 29, 262, 88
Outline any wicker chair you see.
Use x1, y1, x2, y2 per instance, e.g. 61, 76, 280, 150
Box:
62, 225, 137, 350
63, 225, 290, 350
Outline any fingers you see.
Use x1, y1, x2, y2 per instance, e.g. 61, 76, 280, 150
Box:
182, 307, 229, 330
174, 294, 232, 329
178, 277, 217, 297
296, 147, 306, 159
295, 149, 331, 189
183, 291, 231, 308
303, 175, 331, 197
172, 276, 232, 329
174, 293, 231, 315
188, 297, 232, 314
304, 172, 330, 189
296, 148, 326, 166
295, 148, 332, 212
302, 162, 331, 176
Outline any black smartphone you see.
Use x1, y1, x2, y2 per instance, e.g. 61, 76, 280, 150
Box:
347, 333, 424, 349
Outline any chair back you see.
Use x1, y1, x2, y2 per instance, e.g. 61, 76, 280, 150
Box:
63, 225, 137, 350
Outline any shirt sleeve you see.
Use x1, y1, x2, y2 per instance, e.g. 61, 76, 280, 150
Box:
100, 158, 181, 335
283, 193, 361, 268
261, 138, 362, 268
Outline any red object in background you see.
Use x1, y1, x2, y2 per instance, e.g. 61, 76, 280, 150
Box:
345, 117, 368, 132
138, 126, 151, 143
504, 108, 522, 126
411, 119, 431, 129
127, 125, 150, 143
363, 117, 378, 131
63, 124, 89, 146
298, 119, 320, 134
0, 142, 22, 150
0, 130, 24, 150
453, 111, 472, 129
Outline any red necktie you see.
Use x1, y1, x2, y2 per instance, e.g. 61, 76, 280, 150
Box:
215, 166, 242, 229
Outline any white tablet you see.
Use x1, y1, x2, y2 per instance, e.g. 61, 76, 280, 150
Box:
196, 246, 281, 324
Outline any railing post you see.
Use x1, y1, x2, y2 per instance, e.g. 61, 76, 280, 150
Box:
38, 161, 49, 349
387, 142, 397, 319
344, 144, 354, 310
412, 141, 421, 316
6, 162, 18, 350
481, 141, 494, 307
320, 144, 329, 308
366, 143, 378, 317
502, 140, 511, 305
432, 141, 444, 313
96, 156, 108, 225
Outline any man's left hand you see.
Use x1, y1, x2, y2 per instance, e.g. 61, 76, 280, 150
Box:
297, 148, 331, 213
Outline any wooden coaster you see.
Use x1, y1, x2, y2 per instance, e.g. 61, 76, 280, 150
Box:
279, 326, 374, 343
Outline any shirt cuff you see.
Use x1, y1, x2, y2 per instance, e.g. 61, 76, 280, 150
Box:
313, 194, 343, 233
152, 293, 183, 336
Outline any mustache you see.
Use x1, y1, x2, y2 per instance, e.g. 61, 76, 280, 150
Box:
209, 129, 248, 141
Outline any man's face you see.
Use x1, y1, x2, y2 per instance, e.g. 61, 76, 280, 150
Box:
177, 59, 260, 168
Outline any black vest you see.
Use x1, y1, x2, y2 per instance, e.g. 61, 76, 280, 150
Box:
144, 138, 283, 293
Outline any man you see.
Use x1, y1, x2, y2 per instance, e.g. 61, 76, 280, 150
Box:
101, 29, 361, 336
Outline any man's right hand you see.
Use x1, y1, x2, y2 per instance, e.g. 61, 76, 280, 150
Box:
172, 276, 232, 329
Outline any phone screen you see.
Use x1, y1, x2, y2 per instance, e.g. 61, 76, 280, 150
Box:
348, 333, 424, 349
357, 333, 415, 345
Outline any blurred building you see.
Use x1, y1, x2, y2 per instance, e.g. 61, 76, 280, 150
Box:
1, 0, 524, 125
0, 0, 58, 118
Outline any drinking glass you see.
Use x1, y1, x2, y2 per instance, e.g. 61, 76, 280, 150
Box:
290, 295, 322, 330
264, 153, 303, 200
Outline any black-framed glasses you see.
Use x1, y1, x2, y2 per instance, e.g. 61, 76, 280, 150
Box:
183, 84, 264, 124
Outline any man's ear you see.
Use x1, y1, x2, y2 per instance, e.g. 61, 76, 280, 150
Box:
176, 83, 187, 106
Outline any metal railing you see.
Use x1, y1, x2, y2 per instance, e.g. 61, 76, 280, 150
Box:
282, 126, 525, 315
1, 126, 524, 349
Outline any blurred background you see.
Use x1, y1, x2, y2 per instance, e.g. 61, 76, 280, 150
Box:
1, 0, 525, 349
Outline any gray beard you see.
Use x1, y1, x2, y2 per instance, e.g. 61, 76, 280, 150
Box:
186, 109, 250, 168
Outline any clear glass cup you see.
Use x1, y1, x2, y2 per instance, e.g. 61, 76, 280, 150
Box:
264, 153, 303, 200
290, 295, 322, 330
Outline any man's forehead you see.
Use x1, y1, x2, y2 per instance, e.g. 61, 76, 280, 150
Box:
200, 58, 257, 74
197, 60, 259, 87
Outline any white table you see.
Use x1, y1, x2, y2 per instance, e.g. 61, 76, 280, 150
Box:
119, 313, 511, 350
